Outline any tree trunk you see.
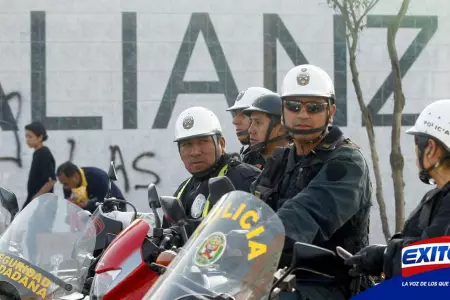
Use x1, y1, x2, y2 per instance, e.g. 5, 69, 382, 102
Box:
387, 0, 410, 233
348, 48, 392, 241
326, 0, 389, 241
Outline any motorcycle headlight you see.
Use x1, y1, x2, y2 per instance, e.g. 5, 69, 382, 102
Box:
90, 269, 121, 299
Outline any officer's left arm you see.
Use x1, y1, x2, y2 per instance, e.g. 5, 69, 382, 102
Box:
276, 150, 370, 249
384, 193, 450, 278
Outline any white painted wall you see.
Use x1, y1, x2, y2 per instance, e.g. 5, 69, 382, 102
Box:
0, 0, 449, 244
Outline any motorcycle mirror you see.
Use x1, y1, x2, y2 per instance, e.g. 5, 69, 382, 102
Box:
208, 176, 235, 208
336, 246, 353, 260
107, 161, 118, 182
269, 242, 337, 299
147, 183, 162, 229
159, 196, 187, 226
147, 183, 161, 209
106, 161, 118, 198
0, 186, 19, 221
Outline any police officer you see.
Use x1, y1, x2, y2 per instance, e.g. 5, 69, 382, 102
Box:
241, 93, 291, 170
252, 64, 372, 300
167, 106, 261, 236
345, 99, 450, 280
226, 86, 274, 159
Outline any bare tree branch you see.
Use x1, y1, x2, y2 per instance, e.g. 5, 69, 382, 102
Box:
357, 0, 380, 25
388, 0, 410, 233
328, 0, 392, 241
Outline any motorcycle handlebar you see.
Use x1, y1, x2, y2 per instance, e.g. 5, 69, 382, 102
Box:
159, 235, 171, 250
102, 198, 138, 220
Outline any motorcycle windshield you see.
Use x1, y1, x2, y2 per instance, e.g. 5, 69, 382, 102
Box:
0, 193, 96, 300
0, 202, 11, 236
144, 191, 285, 300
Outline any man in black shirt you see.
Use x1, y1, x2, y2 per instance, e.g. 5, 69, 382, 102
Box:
23, 122, 56, 209
56, 162, 126, 213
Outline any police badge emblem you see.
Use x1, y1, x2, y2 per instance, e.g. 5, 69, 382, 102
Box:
194, 232, 227, 267
236, 88, 248, 101
191, 194, 207, 219
182, 116, 194, 129
297, 69, 310, 86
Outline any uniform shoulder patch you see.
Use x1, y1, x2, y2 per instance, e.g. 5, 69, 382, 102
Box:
342, 138, 361, 149
325, 161, 348, 182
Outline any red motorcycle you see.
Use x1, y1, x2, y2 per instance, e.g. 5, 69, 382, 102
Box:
89, 177, 237, 299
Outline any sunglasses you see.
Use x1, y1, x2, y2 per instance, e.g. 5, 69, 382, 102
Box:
284, 101, 328, 114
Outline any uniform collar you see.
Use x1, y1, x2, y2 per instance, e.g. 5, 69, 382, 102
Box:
315, 126, 344, 151
191, 154, 228, 180
440, 181, 450, 194
422, 181, 450, 205
286, 126, 344, 168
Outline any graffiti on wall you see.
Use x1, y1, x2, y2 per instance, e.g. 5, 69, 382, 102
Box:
0, 82, 161, 192
0, 11, 440, 193
28, 11, 438, 130
65, 140, 161, 193
0, 82, 23, 168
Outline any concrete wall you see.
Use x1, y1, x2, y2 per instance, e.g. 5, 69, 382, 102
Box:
0, 0, 448, 244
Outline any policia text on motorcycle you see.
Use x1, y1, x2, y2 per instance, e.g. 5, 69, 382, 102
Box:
252, 64, 372, 300
346, 99, 450, 280
242, 93, 291, 170
163, 106, 261, 236
226, 86, 275, 168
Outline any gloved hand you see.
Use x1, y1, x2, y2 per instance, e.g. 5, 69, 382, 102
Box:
344, 245, 386, 276
162, 227, 182, 248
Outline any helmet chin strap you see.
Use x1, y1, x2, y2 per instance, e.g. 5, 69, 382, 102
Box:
236, 129, 250, 145
415, 135, 450, 185
237, 129, 248, 137
188, 135, 225, 179
248, 116, 290, 154
418, 153, 450, 185
249, 133, 291, 154
282, 111, 330, 145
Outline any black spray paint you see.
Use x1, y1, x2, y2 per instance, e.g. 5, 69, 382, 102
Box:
0, 83, 23, 167
64, 140, 161, 193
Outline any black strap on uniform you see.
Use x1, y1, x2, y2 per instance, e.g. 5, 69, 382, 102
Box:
254, 146, 289, 202
254, 135, 356, 202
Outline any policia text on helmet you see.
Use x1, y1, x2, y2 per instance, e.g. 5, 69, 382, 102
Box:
280, 64, 337, 154
241, 93, 291, 158
405, 99, 450, 187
